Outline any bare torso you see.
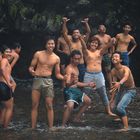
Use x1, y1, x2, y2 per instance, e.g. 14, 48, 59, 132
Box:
86, 50, 102, 72
71, 41, 84, 64
94, 34, 111, 54
34, 51, 59, 76
64, 64, 79, 87
58, 35, 71, 55
116, 33, 133, 52
0, 58, 12, 84
112, 66, 135, 88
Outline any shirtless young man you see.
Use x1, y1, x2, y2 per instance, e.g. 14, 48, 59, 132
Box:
62, 17, 91, 82
110, 51, 136, 131
0, 47, 14, 128
56, 31, 72, 74
62, 50, 95, 127
115, 23, 137, 66
10, 43, 21, 91
29, 38, 64, 130
80, 36, 116, 116
94, 24, 113, 87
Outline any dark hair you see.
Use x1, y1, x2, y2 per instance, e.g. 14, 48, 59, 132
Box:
70, 50, 81, 58
122, 21, 132, 28
44, 36, 56, 45
112, 51, 122, 60
1, 45, 10, 53
89, 37, 101, 46
12, 42, 21, 49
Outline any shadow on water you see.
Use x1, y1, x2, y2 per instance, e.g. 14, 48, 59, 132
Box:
0, 84, 140, 140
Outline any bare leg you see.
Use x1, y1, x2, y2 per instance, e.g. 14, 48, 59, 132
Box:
45, 97, 54, 129
105, 68, 112, 88
122, 116, 129, 129
3, 98, 14, 128
62, 102, 74, 127
31, 90, 40, 129
105, 105, 117, 117
74, 95, 91, 122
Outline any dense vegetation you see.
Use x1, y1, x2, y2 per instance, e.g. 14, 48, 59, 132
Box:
0, 0, 140, 85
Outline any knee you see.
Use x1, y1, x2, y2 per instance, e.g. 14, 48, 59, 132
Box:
32, 102, 39, 110
46, 104, 53, 110
66, 104, 74, 112
116, 105, 126, 116
85, 98, 91, 106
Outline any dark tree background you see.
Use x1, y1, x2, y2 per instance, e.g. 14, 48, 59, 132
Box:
0, 0, 140, 86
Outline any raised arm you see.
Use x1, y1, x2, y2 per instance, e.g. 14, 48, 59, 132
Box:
62, 17, 72, 47
56, 38, 63, 53
79, 36, 88, 59
81, 18, 91, 43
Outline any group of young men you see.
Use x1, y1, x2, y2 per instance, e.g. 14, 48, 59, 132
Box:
0, 44, 21, 128
0, 17, 137, 132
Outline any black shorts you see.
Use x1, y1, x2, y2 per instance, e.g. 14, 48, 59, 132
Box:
0, 82, 13, 101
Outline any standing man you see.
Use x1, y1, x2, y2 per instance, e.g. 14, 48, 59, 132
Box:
115, 23, 137, 66
62, 17, 91, 82
80, 36, 116, 116
0, 47, 14, 128
110, 51, 136, 131
56, 31, 72, 74
29, 37, 64, 130
94, 24, 113, 88
62, 50, 95, 127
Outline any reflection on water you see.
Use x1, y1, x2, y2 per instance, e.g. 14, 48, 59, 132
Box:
0, 86, 140, 140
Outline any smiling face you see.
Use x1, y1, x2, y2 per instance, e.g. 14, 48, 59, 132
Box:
45, 39, 55, 52
89, 37, 100, 50
123, 24, 131, 34
98, 25, 106, 34
72, 54, 81, 66
72, 29, 80, 40
3, 48, 13, 62
112, 53, 122, 64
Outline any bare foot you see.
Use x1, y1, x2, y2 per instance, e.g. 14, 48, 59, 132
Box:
113, 117, 121, 122
117, 127, 129, 132
49, 127, 59, 132
108, 112, 118, 117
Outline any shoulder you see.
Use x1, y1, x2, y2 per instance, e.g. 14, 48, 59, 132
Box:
105, 34, 111, 39
94, 34, 100, 38
111, 68, 116, 74
34, 50, 42, 56
53, 53, 60, 62
1, 58, 8, 65
116, 33, 121, 38
65, 65, 72, 72
128, 34, 134, 40
122, 65, 130, 71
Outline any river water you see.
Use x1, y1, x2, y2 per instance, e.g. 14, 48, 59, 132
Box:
0, 83, 140, 140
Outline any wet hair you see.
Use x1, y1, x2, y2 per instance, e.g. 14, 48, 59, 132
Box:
1, 45, 10, 54
70, 50, 81, 58
44, 36, 55, 44
122, 21, 132, 28
112, 51, 122, 60
12, 42, 21, 49
89, 37, 101, 46
98, 24, 106, 29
